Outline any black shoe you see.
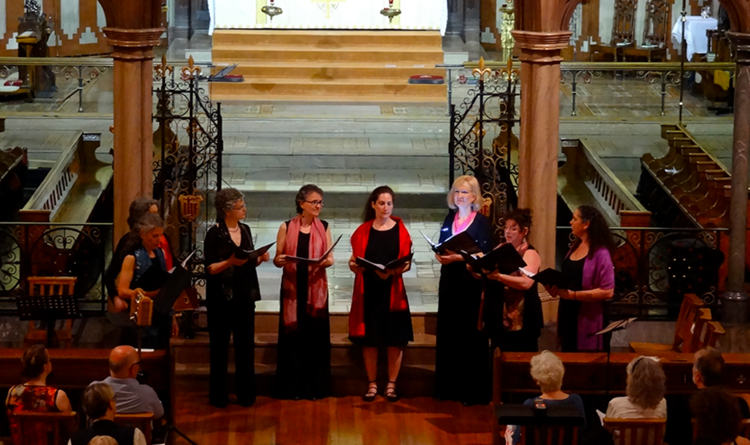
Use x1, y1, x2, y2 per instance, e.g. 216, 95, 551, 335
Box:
385, 381, 399, 403
363, 381, 378, 402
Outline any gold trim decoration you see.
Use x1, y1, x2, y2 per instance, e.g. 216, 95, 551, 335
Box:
180, 56, 201, 82
154, 54, 174, 80
179, 194, 204, 222
472, 57, 493, 79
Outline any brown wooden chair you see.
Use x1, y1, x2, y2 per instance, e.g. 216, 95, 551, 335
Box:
621, 0, 670, 61
590, 0, 637, 61
692, 418, 750, 441
24, 276, 77, 347
630, 293, 703, 354
518, 425, 581, 445
693, 320, 725, 351
8, 411, 78, 445
603, 417, 666, 445
114, 412, 154, 444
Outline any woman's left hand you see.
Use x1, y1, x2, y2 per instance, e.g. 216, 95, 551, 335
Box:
171, 316, 180, 338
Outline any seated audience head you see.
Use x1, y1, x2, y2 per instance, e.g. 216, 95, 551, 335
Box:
127, 197, 159, 230
363, 185, 395, 222
88, 436, 118, 445
693, 347, 725, 389
573, 205, 615, 256
529, 350, 565, 395
214, 188, 245, 222
447, 175, 481, 211
504, 208, 532, 245
108, 345, 140, 380
83, 383, 116, 421
21, 344, 51, 381
295, 184, 324, 216
136, 213, 165, 253
691, 387, 745, 445
626, 356, 666, 410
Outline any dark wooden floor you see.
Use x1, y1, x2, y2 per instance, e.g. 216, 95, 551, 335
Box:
172, 385, 494, 445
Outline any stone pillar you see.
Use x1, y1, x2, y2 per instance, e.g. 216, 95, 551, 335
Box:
512, 30, 572, 269
446, 0, 465, 37
463, 0, 482, 57
722, 32, 750, 325
103, 28, 163, 241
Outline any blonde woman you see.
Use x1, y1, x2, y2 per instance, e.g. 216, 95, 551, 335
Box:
433, 175, 492, 406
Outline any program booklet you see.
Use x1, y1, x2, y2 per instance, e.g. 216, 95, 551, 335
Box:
460, 243, 526, 274
285, 234, 343, 263
235, 242, 275, 262
420, 230, 481, 255
355, 252, 414, 272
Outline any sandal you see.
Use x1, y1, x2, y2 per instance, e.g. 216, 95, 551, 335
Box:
363, 381, 378, 402
385, 381, 399, 403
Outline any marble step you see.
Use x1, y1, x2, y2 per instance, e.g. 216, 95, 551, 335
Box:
213, 46, 443, 64
212, 30, 442, 48
224, 63, 446, 81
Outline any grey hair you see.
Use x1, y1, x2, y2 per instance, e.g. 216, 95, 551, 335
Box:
530, 350, 565, 394
214, 188, 244, 220
626, 356, 666, 410
136, 212, 164, 235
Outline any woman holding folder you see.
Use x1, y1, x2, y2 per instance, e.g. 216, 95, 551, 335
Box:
273, 184, 334, 400
205, 187, 269, 407
546, 205, 615, 352
348, 186, 413, 402
434, 175, 492, 405
482, 208, 543, 352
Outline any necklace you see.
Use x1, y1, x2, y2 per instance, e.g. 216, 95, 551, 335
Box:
228, 225, 240, 233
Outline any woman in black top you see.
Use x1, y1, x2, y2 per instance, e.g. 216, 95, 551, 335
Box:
205, 188, 269, 408
433, 175, 492, 405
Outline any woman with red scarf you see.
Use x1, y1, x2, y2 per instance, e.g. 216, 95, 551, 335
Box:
273, 184, 334, 400
348, 186, 413, 403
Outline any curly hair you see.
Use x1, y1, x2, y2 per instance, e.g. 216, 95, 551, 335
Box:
363, 186, 395, 222
127, 197, 159, 230
447, 175, 482, 212
575, 205, 616, 257
505, 208, 532, 236
530, 350, 565, 394
214, 188, 244, 220
295, 184, 324, 214
691, 387, 742, 445
21, 344, 48, 379
626, 356, 666, 410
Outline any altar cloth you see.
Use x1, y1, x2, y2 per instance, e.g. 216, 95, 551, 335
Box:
671, 16, 718, 60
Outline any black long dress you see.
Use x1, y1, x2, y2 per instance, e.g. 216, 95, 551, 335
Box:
434, 211, 492, 404
275, 220, 332, 400
349, 225, 413, 347
558, 256, 585, 352
204, 221, 260, 407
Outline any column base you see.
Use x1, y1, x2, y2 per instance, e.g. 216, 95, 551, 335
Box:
721, 291, 749, 325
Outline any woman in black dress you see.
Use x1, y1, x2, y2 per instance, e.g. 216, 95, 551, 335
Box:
433, 175, 492, 405
205, 188, 269, 408
348, 186, 414, 402
273, 184, 334, 400
480, 208, 543, 352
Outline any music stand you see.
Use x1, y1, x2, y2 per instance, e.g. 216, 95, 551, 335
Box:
595, 317, 637, 397
16, 294, 80, 347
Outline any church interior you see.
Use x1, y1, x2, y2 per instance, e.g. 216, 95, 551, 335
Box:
0, 0, 750, 443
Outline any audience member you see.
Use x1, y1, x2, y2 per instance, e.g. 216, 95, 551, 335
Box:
87, 437, 118, 445
91, 345, 164, 418
5, 345, 72, 445
691, 387, 750, 445
69, 383, 146, 445
606, 356, 667, 419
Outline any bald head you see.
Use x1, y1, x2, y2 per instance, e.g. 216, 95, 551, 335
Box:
109, 346, 138, 379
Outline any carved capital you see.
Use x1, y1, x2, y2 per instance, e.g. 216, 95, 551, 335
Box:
103, 27, 163, 60
727, 32, 750, 65
512, 30, 571, 64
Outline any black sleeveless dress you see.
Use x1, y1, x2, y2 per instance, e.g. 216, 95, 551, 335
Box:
558, 256, 585, 352
275, 220, 331, 400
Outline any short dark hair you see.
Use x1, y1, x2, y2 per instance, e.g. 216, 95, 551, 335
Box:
363, 186, 395, 222
127, 197, 159, 230
295, 184, 324, 214
691, 387, 742, 444
21, 344, 48, 379
505, 208, 532, 235
214, 188, 244, 220
82, 383, 115, 420
695, 347, 725, 387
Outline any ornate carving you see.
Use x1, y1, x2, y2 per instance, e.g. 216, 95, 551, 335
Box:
612, 0, 638, 44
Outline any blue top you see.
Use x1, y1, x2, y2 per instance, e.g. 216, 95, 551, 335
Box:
512, 394, 587, 444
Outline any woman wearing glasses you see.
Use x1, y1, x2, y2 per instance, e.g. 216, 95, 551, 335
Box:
433, 175, 492, 406
205, 188, 269, 408
273, 184, 334, 400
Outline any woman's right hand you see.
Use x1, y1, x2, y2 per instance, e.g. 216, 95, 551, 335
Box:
227, 254, 248, 267
348, 258, 364, 274
112, 296, 128, 312
275, 254, 288, 267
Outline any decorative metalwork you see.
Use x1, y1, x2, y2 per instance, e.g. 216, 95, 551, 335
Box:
153, 57, 223, 300
450, 57, 519, 240
261, 0, 283, 20
380, 0, 401, 23
499, 1, 515, 63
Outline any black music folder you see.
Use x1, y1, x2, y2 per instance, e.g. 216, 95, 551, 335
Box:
526, 268, 571, 289
235, 242, 275, 262
286, 234, 343, 263
461, 243, 527, 274
355, 252, 414, 272
153, 250, 197, 315
420, 230, 481, 255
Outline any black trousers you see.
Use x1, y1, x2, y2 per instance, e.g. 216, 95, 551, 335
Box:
207, 295, 256, 405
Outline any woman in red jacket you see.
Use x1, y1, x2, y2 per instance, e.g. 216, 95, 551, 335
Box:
348, 186, 413, 402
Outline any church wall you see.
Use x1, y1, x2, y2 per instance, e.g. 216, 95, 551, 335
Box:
0, 0, 111, 57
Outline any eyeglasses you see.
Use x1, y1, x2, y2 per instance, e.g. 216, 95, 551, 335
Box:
454, 190, 470, 195
305, 200, 324, 206
232, 203, 246, 211
130, 361, 141, 369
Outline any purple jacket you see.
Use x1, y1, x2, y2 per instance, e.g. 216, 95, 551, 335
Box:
566, 246, 615, 351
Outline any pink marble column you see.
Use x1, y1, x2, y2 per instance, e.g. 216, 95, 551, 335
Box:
512, 30, 572, 269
